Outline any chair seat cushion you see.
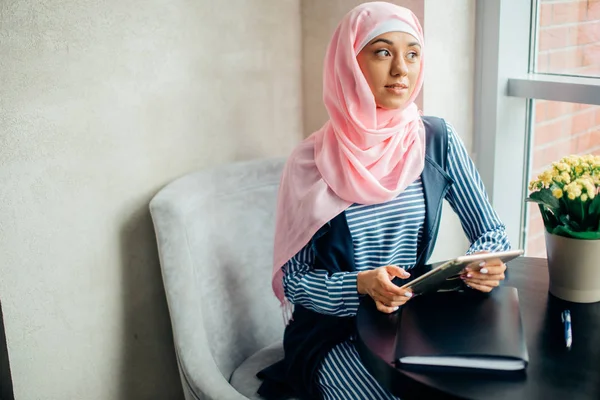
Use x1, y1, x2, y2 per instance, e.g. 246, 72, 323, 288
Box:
230, 341, 299, 400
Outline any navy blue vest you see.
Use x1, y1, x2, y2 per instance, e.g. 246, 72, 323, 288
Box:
258, 116, 454, 400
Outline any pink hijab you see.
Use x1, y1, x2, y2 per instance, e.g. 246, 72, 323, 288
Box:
272, 2, 426, 305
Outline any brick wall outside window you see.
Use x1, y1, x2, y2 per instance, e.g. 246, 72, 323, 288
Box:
526, 0, 600, 257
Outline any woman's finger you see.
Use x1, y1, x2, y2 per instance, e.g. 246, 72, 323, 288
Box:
463, 264, 506, 280
465, 263, 505, 273
385, 296, 410, 307
375, 300, 400, 314
463, 272, 505, 281
374, 290, 413, 307
372, 291, 394, 305
374, 288, 413, 304
374, 296, 410, 308
463, 278, 500, 288
378, 277, 406, 296
465, 281, 494, 293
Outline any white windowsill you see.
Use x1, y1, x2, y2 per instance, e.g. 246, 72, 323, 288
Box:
508, 74, 600, 106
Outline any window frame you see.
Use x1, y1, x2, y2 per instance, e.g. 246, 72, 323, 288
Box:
474, 0, 600, 249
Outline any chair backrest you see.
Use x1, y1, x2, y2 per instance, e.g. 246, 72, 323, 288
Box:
150, 158, 286, 385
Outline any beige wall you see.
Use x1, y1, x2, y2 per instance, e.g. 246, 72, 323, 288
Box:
423, 0, 475, 262
423, 0, 475, 152
0, 1, 302, 399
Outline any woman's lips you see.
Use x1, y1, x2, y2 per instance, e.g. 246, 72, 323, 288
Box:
385, 84, 409, 95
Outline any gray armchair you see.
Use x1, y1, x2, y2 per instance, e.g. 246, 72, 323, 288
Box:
149, 158, 291, 400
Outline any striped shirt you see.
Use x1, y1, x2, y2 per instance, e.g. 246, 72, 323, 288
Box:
282, 122, 511, 400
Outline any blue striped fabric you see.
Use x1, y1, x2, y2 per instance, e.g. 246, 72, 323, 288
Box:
282, 122, 511, 400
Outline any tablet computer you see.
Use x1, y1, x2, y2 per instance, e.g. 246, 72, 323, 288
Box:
399, 249, 524, 296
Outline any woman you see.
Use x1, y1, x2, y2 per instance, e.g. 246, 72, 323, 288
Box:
258, 2, 511, 399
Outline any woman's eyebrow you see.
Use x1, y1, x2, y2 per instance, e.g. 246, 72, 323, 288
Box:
370, 38, 394, 46
369, 39, 421, 48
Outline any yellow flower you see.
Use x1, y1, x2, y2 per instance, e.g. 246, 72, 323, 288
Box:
528, 154, 600, 197
582, 179, 595, 195
554, 162, 569, 172
536, 171, 549, 188
552, 188, 563, 199
529, 179, 544, 191
564, 182, 582, 199
583, 154, 595, 164
563, 155, 580, 167
581, 193, 589, 202
538, 170, 555, 188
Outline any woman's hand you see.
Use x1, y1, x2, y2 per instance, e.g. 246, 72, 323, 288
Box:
357, 265, 413, 313
461, 252, 506, 292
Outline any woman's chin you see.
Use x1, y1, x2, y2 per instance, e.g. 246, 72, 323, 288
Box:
376, 101, 407, 110
374, 90, 414, 110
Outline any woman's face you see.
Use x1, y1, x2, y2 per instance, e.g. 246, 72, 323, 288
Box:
356, 31, 422, 110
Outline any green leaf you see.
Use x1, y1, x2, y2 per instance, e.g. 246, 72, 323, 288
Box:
590, 195, 600, 215
528, 187, 600, 234
559, 214, 581, 231
578, 231, 600, 240
537, 204, 558, 231
565, 199, 586, 227
552, 225, 600, 240
588, 195, 600, 227
526, 190, 561, 213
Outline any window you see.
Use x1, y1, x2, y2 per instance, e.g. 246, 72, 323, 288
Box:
474, 0, 600, 253
527, 101, 600, 257
535, 0, 600, 78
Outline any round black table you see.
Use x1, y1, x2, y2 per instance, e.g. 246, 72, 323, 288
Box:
355, 257, 600, 399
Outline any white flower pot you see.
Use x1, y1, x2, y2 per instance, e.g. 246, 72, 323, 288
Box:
545, 231, 600, 303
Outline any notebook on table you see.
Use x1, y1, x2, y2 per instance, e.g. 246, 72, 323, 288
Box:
395, 286, 529, 372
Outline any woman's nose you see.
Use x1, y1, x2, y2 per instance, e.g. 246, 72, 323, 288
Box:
391, 56, 408, 76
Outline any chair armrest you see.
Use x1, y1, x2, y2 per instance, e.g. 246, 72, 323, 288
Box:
150, 188, 247, 400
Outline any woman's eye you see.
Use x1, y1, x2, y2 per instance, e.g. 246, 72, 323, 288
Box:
407, 51, 419, 60
375, 49, 391, 57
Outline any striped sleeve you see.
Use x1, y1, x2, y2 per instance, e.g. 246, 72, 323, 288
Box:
444, 122, 512, 254
282, 241, 361, 317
